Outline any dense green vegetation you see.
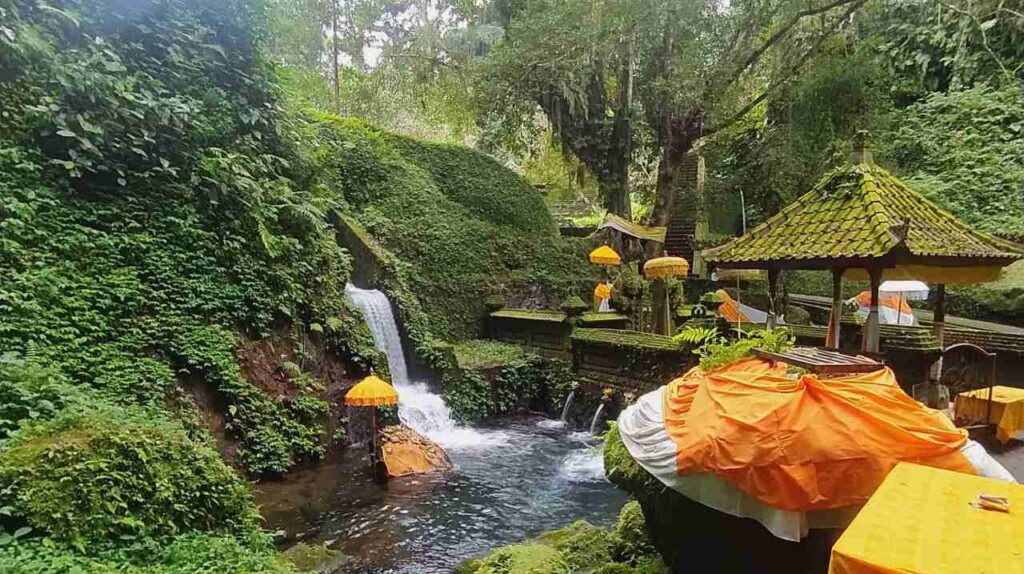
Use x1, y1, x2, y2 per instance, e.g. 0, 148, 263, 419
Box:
445, 341, 574, 421
298, 113, 596, 341
0, 0, 373, 570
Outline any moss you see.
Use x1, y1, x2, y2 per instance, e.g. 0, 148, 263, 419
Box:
490, 309, 568, 322
473, 544, 568, 574
466, 502, 667, 574
453, 558, 484, 574
453, 340, 528, 370
614, 501, 657, 562
571, 329, 684, 352
281, 543, 345, 572
536, 521, 615, 571
309, 116, 597, 343
603, 423, 661, 493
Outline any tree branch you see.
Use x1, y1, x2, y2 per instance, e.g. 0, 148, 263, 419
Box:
706, 0, 866, 138
716, 0, 864, 95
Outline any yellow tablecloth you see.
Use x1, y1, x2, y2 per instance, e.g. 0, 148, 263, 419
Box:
956, 385, 1024, 443
829, 462, 1024, 574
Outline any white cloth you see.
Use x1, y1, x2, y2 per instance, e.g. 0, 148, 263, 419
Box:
615, 387, 1015, 541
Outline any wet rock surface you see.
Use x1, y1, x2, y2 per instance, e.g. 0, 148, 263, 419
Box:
380, 424, 453, 477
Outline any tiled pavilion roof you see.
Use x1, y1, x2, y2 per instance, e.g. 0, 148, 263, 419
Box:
707, 161, 1023, 269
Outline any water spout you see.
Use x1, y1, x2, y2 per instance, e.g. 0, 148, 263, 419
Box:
589, 403, 606, 436
559, 390, 576, 422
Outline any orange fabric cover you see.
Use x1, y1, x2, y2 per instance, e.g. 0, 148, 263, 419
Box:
853, 291, 913, 315
662, 358, 974, 512
714, 289, 749, 323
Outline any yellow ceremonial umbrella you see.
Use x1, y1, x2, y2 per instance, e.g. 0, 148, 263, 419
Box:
589, 245, 622, 266
345, 373, 399, 407
643, 255, 689, 279
346, 374, 398, 481
644, 255, 689, 335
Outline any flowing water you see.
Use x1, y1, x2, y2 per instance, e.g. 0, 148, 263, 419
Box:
282, 285, 629, 572
560, 389, 576, 422
589, 403, 607, 435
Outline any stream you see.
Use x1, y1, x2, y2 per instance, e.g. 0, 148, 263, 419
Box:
253, 286, 627, 572
258, 419, 625, 573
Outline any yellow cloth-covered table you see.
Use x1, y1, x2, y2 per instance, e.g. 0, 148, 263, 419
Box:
829, 462, 1024, 574
956, 385, 1024, 443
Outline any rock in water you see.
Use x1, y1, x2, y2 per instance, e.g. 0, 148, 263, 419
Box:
380, 424, 453, 477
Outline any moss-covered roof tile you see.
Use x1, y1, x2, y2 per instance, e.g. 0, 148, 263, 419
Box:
708, 162, 1023, 266
570, 328, 683, 352
490, 309, 567, 322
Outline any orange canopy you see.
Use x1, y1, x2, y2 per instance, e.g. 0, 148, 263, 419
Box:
662, 359, 973, 512
714, 289, 749, 323
345, 374, 399, 407
853, 291, 913, 315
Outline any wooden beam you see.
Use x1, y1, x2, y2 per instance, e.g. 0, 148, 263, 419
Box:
828, 268, 843, 349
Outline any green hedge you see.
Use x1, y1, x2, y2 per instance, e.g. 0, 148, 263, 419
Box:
298, 114, 597, 342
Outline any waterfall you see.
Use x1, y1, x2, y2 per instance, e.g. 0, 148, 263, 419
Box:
589, 403, 606, 435
345, 284, 502, 448
559, 390, 575, 422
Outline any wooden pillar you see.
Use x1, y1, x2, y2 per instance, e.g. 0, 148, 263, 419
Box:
828, 268, 843, 349
651, 279, 671, 336
766, 269, 780, 330
929, 283, 946, 380
862, 267, 882, 353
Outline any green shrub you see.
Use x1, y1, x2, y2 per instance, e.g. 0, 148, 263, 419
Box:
0, 408, 260, 550
0, 353, 90, 443
0, 534, 294, 574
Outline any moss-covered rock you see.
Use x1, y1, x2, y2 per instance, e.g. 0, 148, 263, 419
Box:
614, 501, 657, 562
463, 502, 667, 574
281, 542, 346, 572
472, 544, 568, 574
536, 521, 615, 571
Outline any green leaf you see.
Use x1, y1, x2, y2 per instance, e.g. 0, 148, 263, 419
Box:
56, 129, 76, 138
12, 527, 31, 539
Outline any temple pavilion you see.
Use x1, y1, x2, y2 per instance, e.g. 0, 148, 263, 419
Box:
706, 132, 1023, 355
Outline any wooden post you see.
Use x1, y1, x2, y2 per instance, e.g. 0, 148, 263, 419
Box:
651, 279, 671, 336
828, 268, 843, 349
863, 267, 882, 353
929, 283, 946, 380
766, 269, 780, 330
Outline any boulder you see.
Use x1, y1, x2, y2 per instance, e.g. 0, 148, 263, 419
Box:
380, 425, 453, 477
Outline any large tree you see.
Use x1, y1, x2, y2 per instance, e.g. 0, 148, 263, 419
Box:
485, 0, 867, 221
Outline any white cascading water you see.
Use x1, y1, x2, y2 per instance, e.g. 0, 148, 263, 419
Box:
344, 284, 501, 448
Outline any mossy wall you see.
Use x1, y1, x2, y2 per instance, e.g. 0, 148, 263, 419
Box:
304, 115, 598, 343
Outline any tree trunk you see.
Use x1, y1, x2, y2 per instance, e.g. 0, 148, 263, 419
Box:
649, 110, 704, 227
331, 0, 341, 113
599, 172, 631, 220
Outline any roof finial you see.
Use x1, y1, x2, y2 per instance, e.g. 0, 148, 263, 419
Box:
850, 130, 872, 164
